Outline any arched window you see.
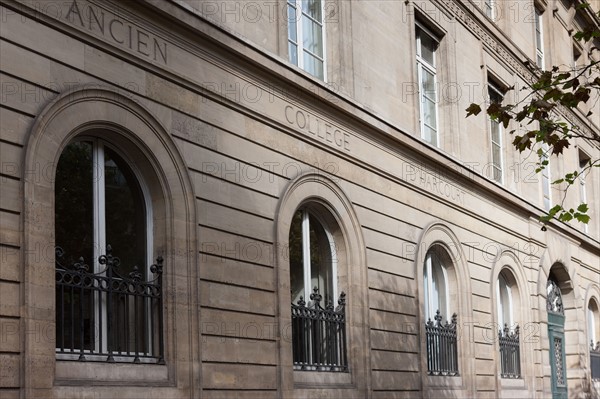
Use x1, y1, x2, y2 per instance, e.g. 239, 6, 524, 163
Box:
289, 208, 346, 371
496, 270, 521, 379
55, 138, 163, 363
423, 246, 458, 376
423, 247, 448, 321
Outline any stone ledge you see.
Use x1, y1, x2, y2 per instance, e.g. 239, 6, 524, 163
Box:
55, 360, 169, 386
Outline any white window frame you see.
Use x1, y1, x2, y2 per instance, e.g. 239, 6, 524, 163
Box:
488, 81, 504, 184
579, 152, 589, 233
299, 209, 337, 303
424, 250, 449, 321
287, 0, 326, 81
534, 7, 544, 68
416, 23, 440, 147
56, 137, 154, 358
541, 143, 551, 210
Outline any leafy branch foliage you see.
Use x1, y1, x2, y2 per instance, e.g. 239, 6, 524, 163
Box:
467, 3, 600, 227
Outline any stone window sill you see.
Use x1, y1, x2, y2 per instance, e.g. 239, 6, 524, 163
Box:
293, 369, 353, 388
55, 360, 169, 386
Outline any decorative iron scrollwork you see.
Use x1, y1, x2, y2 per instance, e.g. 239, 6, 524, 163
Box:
291, 287, 347, 372
591, 341, 600, 381
55, 245, 164, 364
499, 324, 521, 378
425, 310, 459, 376
546, 279, 564, 314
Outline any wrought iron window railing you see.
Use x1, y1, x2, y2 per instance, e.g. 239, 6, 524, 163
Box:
499, 324, 521, 378
592, 341, 600, 381
55, 245, 164, 363
291, 288, 347, 372
425, 310, 459, 376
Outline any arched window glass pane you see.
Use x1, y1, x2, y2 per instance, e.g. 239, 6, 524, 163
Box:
55, 141, 94, 266
309, 214, 333, 304
288, 209, 334, 303
497, 274, 512, 328
431, 253, 446, 316
289, 210, 304, 304
589, 301, 599, 343
104, 146, 146, 276
424, 249, 447, 320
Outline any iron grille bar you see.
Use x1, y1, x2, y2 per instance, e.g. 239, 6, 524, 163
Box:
499, 324, 521, 378
425, 310, 459, 376
55, 245, 164, 363
291, 288, 347, 372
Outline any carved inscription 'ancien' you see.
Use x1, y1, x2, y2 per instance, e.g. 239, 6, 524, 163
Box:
65, 0, 168, 64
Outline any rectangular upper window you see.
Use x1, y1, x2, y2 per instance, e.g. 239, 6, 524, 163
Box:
416, 24, 439, 147
288, 0, 325, 80
541, 143, 551, 210
534, 7, 544, 68
488, 81, 504, 184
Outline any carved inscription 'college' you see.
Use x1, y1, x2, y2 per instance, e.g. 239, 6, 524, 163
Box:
65, 0, 168, 64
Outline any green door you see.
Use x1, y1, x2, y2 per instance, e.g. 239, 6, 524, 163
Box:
547, 279, 567, 399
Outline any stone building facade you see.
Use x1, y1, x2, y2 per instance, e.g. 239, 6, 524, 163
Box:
1, 0, 599, 398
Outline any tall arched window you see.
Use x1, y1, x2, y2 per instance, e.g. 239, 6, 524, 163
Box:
496, 270, 521, 379
289, 208, 346, 371
55, 138, 163, 363
423, 246, 458, 376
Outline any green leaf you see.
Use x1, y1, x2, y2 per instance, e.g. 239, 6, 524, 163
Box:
559, 212, 573, 222
577, 203, 589, 213
466, 104, 482, 116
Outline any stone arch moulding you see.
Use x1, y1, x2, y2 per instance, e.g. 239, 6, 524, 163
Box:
274, 173, 371, 398
536, 252, 581, 310
22, 87, 199, 398
414, 221, 475, 396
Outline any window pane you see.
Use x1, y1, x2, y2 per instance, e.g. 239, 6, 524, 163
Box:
422, 97, 437, 128
104, 146, 147, 277
431, 254, 446, 317
418, 28, 437, 66
302, 18, 323, 57
301, 0, 322, 22
309, 215, 333, 304
424, 259, 430, 319
289, 42, 298, 66
422, 69, 436, 99
425, 250, 446, 318
303, 52, 324, 79
289, 210, 304, 303
288, 4, 297, 43
492, 142, 502, 167
55, 141, 94, 267
490, 121, 501, 144
422, 125, 437, 146
498, 275, 511, 328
